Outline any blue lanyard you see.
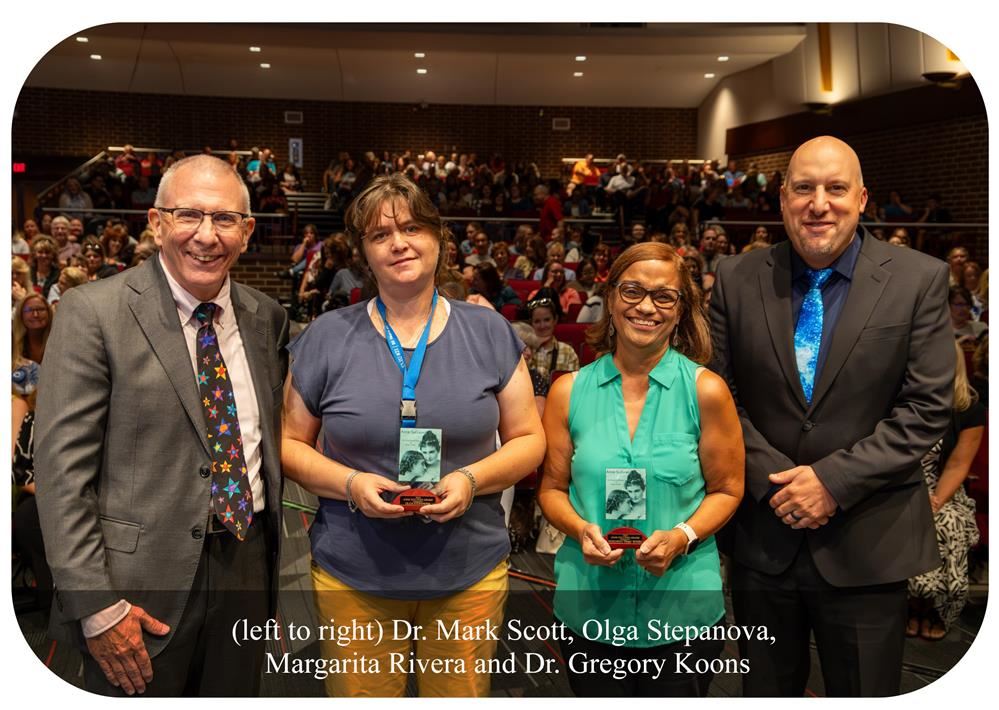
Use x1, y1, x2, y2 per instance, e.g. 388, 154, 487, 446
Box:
375, 290, 438, 427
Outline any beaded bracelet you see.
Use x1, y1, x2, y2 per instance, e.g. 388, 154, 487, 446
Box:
345, 470, 361, 513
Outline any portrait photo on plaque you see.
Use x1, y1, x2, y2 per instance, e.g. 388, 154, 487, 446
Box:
398, 427, 443, 488
605, 468, 647, 520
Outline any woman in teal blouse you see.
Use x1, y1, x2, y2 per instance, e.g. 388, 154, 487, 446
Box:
538, 242, 744, 697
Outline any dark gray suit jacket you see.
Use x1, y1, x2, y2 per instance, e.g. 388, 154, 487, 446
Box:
34, 257, 289, 654
709, 233, 952, 586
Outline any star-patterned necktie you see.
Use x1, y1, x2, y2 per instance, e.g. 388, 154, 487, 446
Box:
194, 302, 253, 540
794, 267, 834, 405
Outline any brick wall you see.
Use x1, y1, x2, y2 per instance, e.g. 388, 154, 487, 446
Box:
13, 87, 698, 183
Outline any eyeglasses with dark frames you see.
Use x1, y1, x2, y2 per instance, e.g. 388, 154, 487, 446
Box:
613, 281, 682, 309
155, 207, 249, 234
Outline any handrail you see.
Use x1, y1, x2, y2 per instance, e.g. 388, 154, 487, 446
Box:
107, 146, 254, 156
36, 151, 109, 205
562, 157, 710, 165
710, 219, 987, 229
40, 206, 291, 220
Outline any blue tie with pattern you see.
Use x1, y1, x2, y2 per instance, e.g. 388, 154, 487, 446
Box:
194, 302, 253, 540
794, 268, 833, 405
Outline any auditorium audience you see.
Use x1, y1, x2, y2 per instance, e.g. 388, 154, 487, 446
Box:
907, 341, 984, 641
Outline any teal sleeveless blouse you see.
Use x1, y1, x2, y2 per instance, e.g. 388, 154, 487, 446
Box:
552, 349, 725, 648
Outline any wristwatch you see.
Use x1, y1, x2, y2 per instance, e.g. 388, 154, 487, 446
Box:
673, 522, 700, 555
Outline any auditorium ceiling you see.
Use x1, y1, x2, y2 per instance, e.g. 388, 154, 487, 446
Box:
23, 23, 806, 108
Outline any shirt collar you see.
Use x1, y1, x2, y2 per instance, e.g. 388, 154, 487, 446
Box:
159, 253, 232, 326
791, 229, 863, 283
596, 347, 679, 389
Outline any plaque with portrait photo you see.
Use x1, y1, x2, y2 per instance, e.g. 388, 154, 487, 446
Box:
392, 427, 443, 510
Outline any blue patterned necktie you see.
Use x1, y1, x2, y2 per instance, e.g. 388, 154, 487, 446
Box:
194, 302, 253, 540
794, 268, 833, 405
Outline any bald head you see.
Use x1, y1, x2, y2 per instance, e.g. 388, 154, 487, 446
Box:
784, 136, 864, 189
156, 154, 251, 214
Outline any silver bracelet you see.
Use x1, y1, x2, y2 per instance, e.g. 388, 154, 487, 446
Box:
345, 470, 361, 513
456, 467, 477, 511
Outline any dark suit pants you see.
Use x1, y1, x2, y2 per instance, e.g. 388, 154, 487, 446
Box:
84, 517, 271, 696
731, 544, 906, 697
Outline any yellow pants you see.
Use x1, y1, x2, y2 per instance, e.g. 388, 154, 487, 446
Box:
311, 560, 509, 697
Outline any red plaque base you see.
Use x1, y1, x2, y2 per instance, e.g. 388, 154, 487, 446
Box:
605, 527, 647, 550
391, 489, 441, 512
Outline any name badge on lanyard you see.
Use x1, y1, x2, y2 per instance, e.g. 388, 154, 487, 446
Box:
376, 291, 444, 511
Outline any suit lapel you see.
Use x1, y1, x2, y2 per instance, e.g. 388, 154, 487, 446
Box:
759, 243, 809, 410
809, 235, 890, 409
127, 258, 211, 456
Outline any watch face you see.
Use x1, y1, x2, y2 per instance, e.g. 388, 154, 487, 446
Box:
686, 538, 700, 555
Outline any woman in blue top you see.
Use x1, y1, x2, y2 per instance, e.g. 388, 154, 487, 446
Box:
539, 242, 744, 697
281, 174, 545, 697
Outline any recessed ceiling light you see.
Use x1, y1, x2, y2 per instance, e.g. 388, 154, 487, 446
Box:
249, 46, 262, 53
260, 63, 271, 69
414, 52, 426, 58
90, 54, 102, 61
704, 73, 716, 79
575, 55, 586, 62
76, 36, 89, 43
717, 56, 729, 62
573, 72, 584, 78
417, 68, 428, 74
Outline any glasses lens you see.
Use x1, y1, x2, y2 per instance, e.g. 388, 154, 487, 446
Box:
618, 284, 645, 303
211, 212, 243, 231
173, 209, 204, 227
652, 290, 680, 307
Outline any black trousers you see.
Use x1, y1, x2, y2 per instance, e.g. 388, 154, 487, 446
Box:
556, 616, 725, 697
731, 544, 907, 697
84, 517, 271, 697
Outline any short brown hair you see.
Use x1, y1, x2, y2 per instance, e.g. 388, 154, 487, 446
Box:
343, 173, 451, 285
585, 242, 711, 364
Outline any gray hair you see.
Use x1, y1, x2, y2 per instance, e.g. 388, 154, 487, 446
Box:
155, 154, 251, 213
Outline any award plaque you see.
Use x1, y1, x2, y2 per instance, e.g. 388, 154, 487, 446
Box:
605, 527, 648, 550
391, 488, 441, 512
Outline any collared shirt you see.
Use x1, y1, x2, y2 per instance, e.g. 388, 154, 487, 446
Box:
159, 254, 265, 514
790, 230, 863, 388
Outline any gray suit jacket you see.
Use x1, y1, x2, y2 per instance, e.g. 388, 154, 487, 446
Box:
709, 233, 952, 586
34, 257, 289, 654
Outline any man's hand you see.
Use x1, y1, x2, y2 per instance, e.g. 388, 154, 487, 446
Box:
768, 466, 838, 529
578, 523, 624, 567
85, 605, 170, 695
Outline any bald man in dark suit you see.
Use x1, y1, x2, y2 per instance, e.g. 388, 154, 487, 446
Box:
709, 136, 953, 696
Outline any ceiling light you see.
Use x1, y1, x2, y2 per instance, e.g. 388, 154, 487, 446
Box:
575, 55, 586, 62
260, 63, 271, 69
414, 52, 426, 58
704, 73, 716, 79
417, 68, 428, 74
76, 36, 88, 43
249, 46, 261, 52
573, 72, 584, 77
90, 54, 102, 61
717, 55, 729, 62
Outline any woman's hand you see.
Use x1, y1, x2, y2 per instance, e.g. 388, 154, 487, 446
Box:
12, 282, 27, 302
635, 529, 687, 577
579, 522, 624, 567
419, 471, 474, 523
350, 473, 412, 519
